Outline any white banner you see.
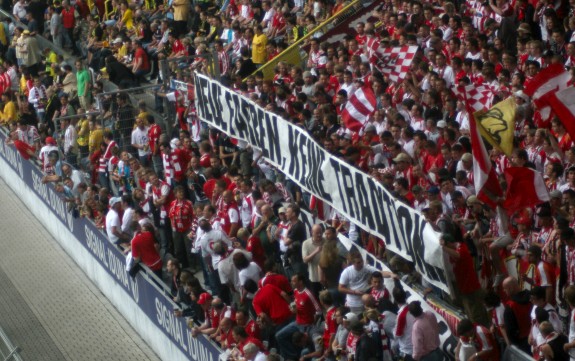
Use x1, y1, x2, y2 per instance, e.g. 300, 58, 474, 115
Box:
193, 73, 450, 294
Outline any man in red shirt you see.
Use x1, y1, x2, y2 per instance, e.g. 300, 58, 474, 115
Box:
149, 171, 174, 259
276, 274, 322, 360
147, 115, 163, 177
131, 223, 162, 278
320, 291, 337, 359
131, 40, 150, 79
440, 233, 490, 327
248, 280, 292, 327
168, 185, 194, 268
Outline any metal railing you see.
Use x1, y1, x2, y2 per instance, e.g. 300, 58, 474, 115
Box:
0, 325, 23, 361
246, 0, 366, 80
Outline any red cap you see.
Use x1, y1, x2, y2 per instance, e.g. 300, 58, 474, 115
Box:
197, 292, 212, 305
45, 137, 56, 145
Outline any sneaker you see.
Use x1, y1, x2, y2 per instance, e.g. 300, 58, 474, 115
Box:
493, 274, 505, 287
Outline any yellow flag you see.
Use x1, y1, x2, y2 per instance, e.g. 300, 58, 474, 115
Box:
473, 97, 516, 156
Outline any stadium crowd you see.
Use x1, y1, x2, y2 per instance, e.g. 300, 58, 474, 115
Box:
5, 0, 575, 359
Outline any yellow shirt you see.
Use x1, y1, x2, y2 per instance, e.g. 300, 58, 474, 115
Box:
172, 0, 189, 21
0, 24, 7, 46
88, 128, 103, 154
45, 51, 58, 77
252, 33, 268, 65
116, 43, 129, 59
0, 101, 17, 124
20, 75, 27, 95
121, 9, 134, 30
77, 118, 90, 147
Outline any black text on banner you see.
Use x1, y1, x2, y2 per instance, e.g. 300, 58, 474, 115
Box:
193, 74, 451, 294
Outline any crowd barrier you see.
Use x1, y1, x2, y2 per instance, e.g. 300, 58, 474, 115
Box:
0, 129, 223, 361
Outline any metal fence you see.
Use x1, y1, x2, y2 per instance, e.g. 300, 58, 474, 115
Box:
95, 84, 166, 153
0, 325, 23, 361
247, 0, 366, 80
501, 346, 535, 361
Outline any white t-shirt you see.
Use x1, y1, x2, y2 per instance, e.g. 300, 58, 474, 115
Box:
339, 264, 377, 307
199, 229, 232, 269
121, 207, 134, 236
239, 262, 262, 299
105, 209, 121, 244
131, 127, 150, 157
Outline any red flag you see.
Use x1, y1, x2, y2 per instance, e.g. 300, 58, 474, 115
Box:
452, 84, 494, 112
368, 45, 418, 83
503, 167, 550, 215
523, 63, 570, 122
547, 87, 575, 142
465, 88, 503, 208
341, 86, 376, 132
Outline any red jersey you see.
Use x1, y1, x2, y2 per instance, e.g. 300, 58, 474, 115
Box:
168, 199, 194, 232
323, 306, 338, 350
450, 242, 481, 294
246, 235, 266, 268
148, 124, 161, 154
253, 284, 292, 325
534, 260, 556, 288
258, 272, 292, 293
294, 288, 321, 325
245, 319, 261, 340
218, 200, 239, 235
134, 47, 150, 72
131, 231, 162, 271
151, 180, 174, 216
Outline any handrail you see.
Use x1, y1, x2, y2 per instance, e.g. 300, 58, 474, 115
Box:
245, 0, 365, 80
0, 325, 23, 361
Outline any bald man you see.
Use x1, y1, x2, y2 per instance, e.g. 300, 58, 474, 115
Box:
502, 277, 532, 354
302, 224, 325, 296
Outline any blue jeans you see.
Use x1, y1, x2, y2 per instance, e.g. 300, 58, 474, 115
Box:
276, 321, 305, 360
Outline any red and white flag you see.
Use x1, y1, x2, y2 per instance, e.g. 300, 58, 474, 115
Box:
452, 84, 494, 112
368, 45, 418, 83
548, 87, 575, 141
341, 85, 376, 132
467, 89, 503, 208
523, 63, 570, 121
502, 167, 550, 215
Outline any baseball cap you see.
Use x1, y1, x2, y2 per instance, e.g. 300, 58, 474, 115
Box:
112, 37, 123, 45
278, 207, 287, 214
427, 185, 440, 194
45, 136, 56, 145
437, 120, 447, 128
109, 197, 122, 207
343, 312, 358, 322
197, 292, 213, 305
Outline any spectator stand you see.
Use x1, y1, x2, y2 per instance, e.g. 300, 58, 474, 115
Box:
0, 8, 72, 63
247, 0, 370, 81
0, 324, 23, 361
0, 125, 225, 361
94, 84, 166, 153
